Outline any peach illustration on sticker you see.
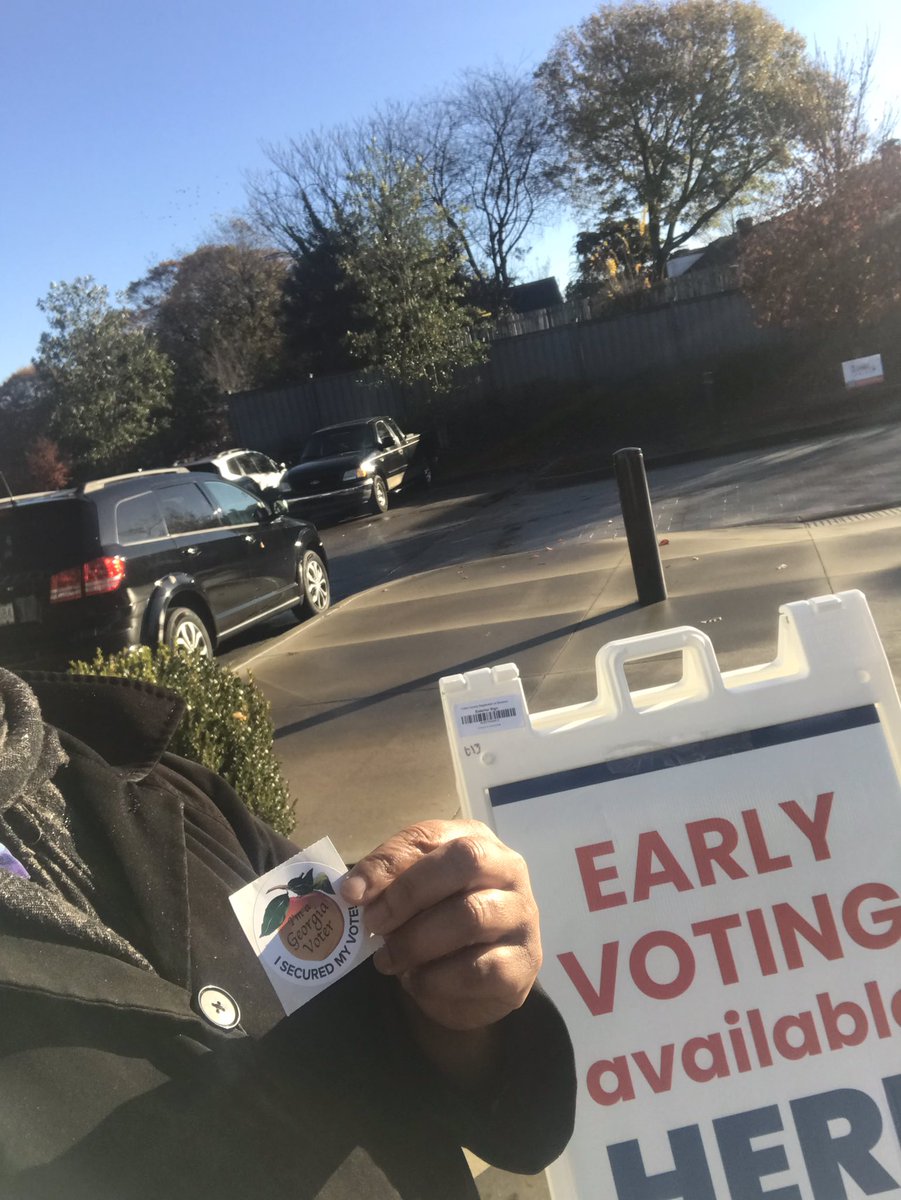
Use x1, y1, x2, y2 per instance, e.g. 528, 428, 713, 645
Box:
260, 868, 345, 961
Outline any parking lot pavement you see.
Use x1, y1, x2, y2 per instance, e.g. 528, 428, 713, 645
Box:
233, 508, 901, 866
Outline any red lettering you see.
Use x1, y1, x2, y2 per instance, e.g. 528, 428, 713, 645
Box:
772, 1011, 822, 1060
586, 1057, 634, 1106
558, 943, 619, 1015
773, 893, 842, 968
633, 831, 693, 902
843, 882, 901, 950
816, 992, 869, 1050
747, 1007, 774, 1066
630, 930, 695, 999
780, 792, 833, 861
575, 841, 626, 912
742, 808, 792, 874
686, 818, 748, 885
746, 907, 779, 976
632, 1044, 675, 1093
691, 913, 742, 984
866, 980, 892, 1038
724, 1011, 753, 1072
682, 1034, 730, 1083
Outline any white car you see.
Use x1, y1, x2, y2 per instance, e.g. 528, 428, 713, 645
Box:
179, 449, 286, 494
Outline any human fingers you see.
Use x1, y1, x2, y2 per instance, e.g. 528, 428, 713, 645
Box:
372, 885, 536, 977
342, 821, 525, 937
341, 820, 491, 906
399, 941, 541, 1031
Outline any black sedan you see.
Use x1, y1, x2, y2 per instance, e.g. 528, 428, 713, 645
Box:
278, 417, 431, 520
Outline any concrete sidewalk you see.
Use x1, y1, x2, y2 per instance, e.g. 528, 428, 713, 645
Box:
239, 506, 901, 866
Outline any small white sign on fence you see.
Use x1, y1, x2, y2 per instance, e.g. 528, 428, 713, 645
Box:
440, 591, 901, 1200
842, 354, 885, 388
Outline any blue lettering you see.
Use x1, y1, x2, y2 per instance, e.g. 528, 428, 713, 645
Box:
609, 1125, 715, 1199
791, 1086, 899, 1197
714, 1105, 799, 1200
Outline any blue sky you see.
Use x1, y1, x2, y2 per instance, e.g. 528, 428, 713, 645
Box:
2, 0, 899, 382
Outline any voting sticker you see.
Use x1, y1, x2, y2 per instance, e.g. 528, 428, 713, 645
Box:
229, 836, 380, 1014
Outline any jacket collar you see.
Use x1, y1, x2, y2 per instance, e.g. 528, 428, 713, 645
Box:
17, 672, 192, 991
20, 673, 185, 782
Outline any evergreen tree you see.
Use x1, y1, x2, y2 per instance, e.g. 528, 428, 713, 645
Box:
34, 277, 173, 476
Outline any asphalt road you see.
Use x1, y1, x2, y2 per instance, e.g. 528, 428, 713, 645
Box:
319, 422, 901, 595
222, 422, 901, 667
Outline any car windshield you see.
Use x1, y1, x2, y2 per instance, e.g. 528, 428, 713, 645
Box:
301, 427, 373, 460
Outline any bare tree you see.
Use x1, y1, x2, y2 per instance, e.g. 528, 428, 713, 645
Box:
445, 66, 559, 295
792, 37, 898, 200
395, 66, 559, 298
247, 65, 559, 302
247, 128, 362, 252
247, 124, 422, 379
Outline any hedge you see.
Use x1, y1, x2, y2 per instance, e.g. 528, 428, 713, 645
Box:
69, 645, 294, 835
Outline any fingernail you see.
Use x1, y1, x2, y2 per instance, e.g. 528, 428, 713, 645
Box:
340, 875, 366, 905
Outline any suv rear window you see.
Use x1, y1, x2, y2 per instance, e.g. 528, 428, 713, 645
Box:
115, 492, 168, 545
0, 499, 93, 573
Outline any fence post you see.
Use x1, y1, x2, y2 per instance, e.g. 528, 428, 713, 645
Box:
613, 446, 667, 606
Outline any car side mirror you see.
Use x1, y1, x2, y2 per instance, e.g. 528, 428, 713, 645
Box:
271, 498, 289, 517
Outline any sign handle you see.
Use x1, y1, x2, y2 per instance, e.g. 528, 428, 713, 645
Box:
598, 626, 727, 715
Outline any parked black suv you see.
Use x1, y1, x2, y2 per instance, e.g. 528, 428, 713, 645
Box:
0, 469, 330, 669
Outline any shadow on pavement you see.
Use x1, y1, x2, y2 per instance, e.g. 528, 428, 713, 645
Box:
273, 599, 641, 740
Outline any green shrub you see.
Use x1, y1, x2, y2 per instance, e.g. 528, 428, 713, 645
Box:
69, 645, 294, 836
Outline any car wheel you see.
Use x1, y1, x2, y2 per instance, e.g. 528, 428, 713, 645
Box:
294, 550, 331, 619
369, 475, 389, 514
164, 607, 213, 657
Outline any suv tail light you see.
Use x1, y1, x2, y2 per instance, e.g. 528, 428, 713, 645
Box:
50, 556, 127, 603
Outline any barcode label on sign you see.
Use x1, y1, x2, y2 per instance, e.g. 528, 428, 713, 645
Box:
455, 697, 524, 735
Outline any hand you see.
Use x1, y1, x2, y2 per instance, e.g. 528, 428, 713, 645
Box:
340, 819, 542, 1032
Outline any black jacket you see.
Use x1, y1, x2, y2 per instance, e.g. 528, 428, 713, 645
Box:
0, 674, 575, 1199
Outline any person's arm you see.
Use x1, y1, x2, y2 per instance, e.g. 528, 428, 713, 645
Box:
162, 760, 575, 1171
341, 820, 576, 1171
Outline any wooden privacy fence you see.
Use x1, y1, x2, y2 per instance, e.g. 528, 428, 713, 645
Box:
228, 288, 777, 458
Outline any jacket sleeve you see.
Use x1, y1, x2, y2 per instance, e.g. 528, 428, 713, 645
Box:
391, 978, 576, 1175
160, 751, 577, 1174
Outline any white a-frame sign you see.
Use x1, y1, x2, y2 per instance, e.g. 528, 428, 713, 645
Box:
440, 591, 901, 1200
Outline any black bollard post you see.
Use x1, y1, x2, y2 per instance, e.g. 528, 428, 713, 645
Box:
613, 446, 667, 606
